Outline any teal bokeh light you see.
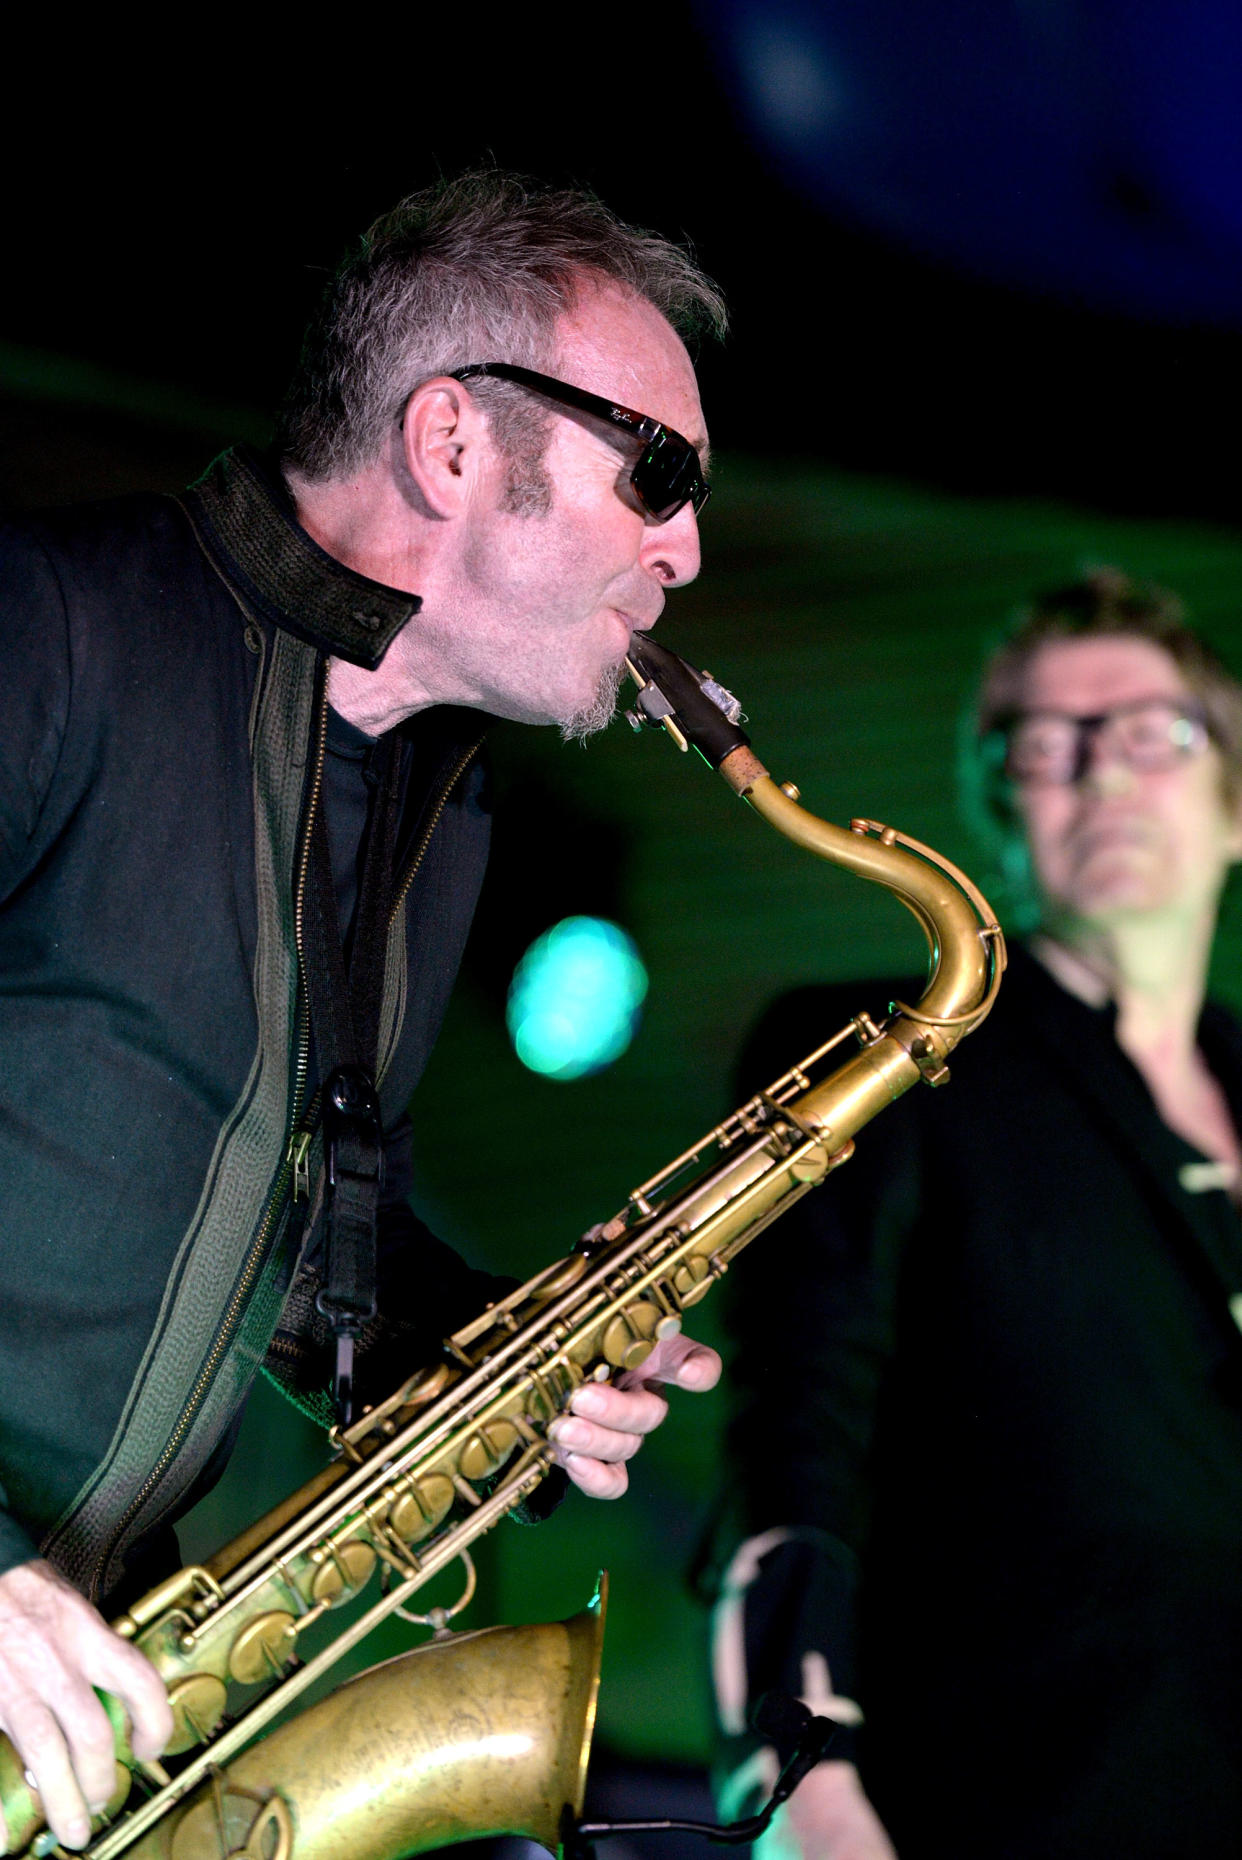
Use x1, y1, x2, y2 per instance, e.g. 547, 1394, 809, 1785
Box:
507, 917, 649, 1080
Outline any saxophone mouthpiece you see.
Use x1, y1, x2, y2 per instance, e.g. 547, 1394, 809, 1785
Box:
624, 634, 749, 768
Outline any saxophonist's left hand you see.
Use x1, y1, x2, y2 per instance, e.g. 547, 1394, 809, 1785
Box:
547, 1334, 721, 1499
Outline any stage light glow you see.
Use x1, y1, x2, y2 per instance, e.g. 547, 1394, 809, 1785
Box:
507, 917, 648, 1080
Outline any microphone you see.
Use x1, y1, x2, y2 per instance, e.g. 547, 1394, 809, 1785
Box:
567, 1690, 843, 1854
753, 1691, 841, 1804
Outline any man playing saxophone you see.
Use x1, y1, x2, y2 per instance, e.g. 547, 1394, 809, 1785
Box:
716, 571, 1242, 1858
0, 170, 723, 1852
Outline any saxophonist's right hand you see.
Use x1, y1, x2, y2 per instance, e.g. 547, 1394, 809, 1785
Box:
0, 1560, 172, 1852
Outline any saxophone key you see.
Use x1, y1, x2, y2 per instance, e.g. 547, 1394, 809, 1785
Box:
388, 1472, 455, 1542
308, 1539, 377, 1606
0, 1736, 45, 1850
227, 1612, 298, 1686
458, 1419, 519, 1481
100, 1760, 132, 1822
527, 1253, 589, 1300
602, 1300, 663, 1370
171, 1784, 294, 1860
165, 1673, 228, 1754
790, 1140, 835, 1182
671, 1257, 714, 1303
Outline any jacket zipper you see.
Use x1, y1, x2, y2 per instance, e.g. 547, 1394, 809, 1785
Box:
87, 670, 330, 1600
387, 737, 485, 927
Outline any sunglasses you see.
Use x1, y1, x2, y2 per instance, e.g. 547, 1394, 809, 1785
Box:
451, 362, 710, 523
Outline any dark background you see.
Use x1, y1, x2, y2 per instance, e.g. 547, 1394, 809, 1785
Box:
6, 5, 1241, 518
5, 0, 1242, 1804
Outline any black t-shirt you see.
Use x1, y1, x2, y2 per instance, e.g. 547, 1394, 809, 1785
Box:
323, 703, 380, 950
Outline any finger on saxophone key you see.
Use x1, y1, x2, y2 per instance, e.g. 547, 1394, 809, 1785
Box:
0, 1561, 172, 1849
549, 1333, 723, 1499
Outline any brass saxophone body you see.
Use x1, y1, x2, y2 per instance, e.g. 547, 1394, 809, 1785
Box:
3, 639, 1004, 1860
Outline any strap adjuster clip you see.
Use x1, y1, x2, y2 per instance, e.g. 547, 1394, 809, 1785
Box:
322, 1064, 382, 1189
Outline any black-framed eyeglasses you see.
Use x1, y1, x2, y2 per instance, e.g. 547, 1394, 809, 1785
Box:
451, 362, 710, 523
994, 697, 1211, 786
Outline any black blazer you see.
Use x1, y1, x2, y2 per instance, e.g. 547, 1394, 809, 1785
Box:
722, 945, 1242, 1859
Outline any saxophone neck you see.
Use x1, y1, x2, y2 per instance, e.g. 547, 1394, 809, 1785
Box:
625, 636, 1006, 1053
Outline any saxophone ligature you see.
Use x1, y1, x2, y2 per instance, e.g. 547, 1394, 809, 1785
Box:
2, 638, 1004, 1860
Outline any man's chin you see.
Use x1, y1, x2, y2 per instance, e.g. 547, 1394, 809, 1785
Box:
559, 659, 626, 743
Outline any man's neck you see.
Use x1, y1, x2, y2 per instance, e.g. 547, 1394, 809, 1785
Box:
325, 653, 435, 737
1032, 909, 1242, 1170
290, 461, 442, 736
1032, 910, 1215, 1079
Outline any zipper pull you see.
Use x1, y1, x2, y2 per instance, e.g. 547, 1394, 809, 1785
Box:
288, 1129, 313, 1201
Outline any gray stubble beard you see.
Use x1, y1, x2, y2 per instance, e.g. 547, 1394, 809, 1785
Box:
559, 658, 626, 743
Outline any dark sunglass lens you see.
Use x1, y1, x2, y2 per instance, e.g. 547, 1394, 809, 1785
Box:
633, 433, 705, 522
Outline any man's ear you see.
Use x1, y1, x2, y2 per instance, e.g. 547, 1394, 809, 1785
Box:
399, 378, 491, 517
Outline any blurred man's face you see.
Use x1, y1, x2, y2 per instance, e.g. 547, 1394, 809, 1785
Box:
1008, 636, 1242, 935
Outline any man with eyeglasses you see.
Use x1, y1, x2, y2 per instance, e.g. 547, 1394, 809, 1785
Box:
0, 170, 724, 1846
715, 570, 1242, 1859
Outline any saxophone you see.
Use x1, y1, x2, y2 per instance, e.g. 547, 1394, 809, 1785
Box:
1, 637, 1004, 1860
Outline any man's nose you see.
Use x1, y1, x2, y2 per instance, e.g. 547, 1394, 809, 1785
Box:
1078, 727, 1135, 794
640, 500, 701, 589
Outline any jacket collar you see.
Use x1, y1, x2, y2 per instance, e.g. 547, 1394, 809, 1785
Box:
181, 445, 420, 670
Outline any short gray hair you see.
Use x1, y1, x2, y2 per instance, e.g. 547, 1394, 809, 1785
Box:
277, 169, 728, 483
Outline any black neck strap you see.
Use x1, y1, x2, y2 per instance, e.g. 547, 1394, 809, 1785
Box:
302, 728, 404, 1424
